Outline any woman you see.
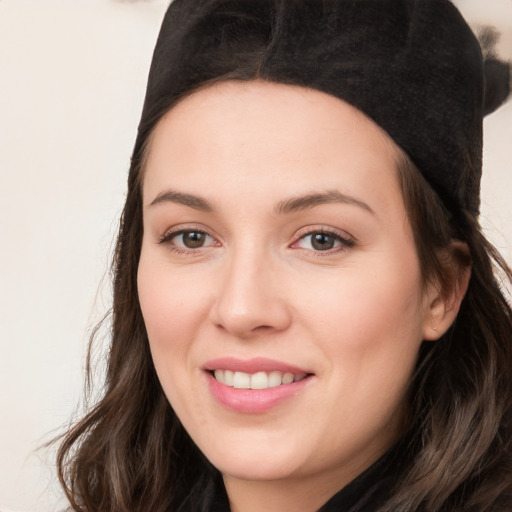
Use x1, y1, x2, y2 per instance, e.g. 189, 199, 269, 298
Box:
56, 1, 512, 510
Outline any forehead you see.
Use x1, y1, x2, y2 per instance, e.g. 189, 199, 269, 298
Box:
142, 80, 404, 218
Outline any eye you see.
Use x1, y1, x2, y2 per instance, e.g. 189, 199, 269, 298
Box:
293, 230, 354, 252
160, 229, 217, 251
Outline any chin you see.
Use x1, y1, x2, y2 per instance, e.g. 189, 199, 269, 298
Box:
202, 439, 306, 481
214, 457, 300, 482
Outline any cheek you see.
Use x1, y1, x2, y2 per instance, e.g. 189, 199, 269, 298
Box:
137, 253, 216, 427
317, 241, 425, 347
137, 251, 211, 378
339, 270, 424, 345
138, 247, 209, 335
299, 246, 426, 411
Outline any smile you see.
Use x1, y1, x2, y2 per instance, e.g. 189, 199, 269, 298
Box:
203, 357, 314, 413
213, 369, 308, 389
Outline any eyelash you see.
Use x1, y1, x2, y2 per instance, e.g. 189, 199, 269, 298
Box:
291, 227, 355, 255
159, 226, 355, 256
159, 227, 218, 255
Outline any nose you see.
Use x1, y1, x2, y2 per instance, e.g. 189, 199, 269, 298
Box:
209, 247, 292, 338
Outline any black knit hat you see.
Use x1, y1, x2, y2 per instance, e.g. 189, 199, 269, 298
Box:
135, 0, 510, 215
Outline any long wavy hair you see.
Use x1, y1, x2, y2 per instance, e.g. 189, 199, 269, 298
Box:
55, 1, 512, 511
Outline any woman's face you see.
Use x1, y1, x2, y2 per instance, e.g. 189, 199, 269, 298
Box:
138, 81, 437, 492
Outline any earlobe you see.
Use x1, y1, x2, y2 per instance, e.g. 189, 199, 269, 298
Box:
422, 242, 471, 341
423, 294, 452, 341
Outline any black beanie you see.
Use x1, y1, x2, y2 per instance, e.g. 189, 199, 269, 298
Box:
135, 0, 511, 216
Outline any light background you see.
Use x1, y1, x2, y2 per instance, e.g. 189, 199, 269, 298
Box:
0, 1, 510, 510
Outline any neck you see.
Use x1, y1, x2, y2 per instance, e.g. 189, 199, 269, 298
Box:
224, 477, 333, 512
222, 456, 378, 512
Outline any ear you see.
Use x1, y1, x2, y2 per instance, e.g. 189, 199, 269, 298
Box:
422, 241, 471, 341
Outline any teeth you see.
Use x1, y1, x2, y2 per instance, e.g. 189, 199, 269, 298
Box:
268, 371, 282, 388
282, 372, 294, 385
224, 369, 234, 386
250, 371, 268, 389
233, 371, 250, 389
213, 370, 307, 389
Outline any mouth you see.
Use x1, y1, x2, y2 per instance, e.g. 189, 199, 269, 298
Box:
211, 369, 309, 389
203, 357, 314, 413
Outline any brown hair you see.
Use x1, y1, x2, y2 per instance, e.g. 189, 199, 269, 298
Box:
389, 154, 512, 511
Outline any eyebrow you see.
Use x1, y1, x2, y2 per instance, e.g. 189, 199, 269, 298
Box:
275, 190, 375, 216
149, 190, 215, 212
148, 189, 374, 216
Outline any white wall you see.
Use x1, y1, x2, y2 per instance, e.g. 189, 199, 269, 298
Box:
0, 1, 170, 510
0, 1, 510, 510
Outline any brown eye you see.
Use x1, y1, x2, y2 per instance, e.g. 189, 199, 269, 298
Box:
181, 231, 207, 248
311, 233, 336, 251
161, 229, 216, 250
294, 230, 353, 253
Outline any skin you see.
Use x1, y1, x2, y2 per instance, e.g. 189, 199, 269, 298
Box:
137, 80, 463, 512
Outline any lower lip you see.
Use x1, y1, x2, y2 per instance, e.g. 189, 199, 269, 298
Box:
206, 372, 312, 414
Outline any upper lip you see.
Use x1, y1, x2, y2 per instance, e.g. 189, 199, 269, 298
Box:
202, 357, 312, 375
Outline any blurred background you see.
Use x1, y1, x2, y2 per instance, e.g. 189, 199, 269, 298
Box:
0, 0, 510, 510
